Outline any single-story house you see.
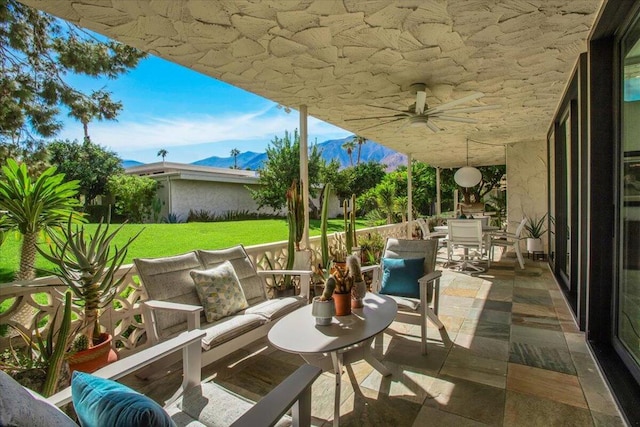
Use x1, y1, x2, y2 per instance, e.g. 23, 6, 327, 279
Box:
126, 162, 343, 222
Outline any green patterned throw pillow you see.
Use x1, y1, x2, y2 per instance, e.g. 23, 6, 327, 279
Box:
190, 261, 249, 322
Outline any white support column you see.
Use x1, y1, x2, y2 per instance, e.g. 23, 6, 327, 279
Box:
300, 105, 310, 249
435, 166, 441, 215
407, 152, 413, 239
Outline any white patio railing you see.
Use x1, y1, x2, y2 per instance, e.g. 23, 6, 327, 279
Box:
0, 222, 408, 357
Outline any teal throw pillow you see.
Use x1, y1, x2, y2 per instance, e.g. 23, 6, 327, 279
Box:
72, 371, 175, 427
190, 260, 249, 322
380, 257, 425, 299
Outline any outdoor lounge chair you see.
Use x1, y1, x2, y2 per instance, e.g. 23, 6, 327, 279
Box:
134, 245, 313, 368
364, 238, 446, 355
0, 330, 321, 426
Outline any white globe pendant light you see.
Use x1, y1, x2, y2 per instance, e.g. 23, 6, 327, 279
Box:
454, 139, 482, 187
455, 166, 482, 187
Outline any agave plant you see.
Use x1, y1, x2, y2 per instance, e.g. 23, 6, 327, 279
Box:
37, 216, 141, 345
524, 213, 548, 238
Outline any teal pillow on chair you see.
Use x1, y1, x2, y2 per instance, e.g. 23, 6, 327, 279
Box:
72, 371, 175, 427
380, 257, 425, 299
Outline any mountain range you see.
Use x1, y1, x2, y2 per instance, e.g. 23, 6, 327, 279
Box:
123, 137, 406, 170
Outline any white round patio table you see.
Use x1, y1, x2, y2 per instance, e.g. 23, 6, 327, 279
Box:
268, 292, 397, 427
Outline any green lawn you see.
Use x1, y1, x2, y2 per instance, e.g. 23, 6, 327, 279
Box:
0, 219, 368, 283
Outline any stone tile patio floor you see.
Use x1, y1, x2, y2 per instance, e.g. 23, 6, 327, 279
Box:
122, 251, 626, 426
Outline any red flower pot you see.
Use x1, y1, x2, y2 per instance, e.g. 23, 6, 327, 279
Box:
333, 292, 351, 316
67, 333, 118, 374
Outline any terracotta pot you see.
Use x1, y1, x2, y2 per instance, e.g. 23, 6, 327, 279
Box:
333, 292, 351, 316
67, 333, 118, 374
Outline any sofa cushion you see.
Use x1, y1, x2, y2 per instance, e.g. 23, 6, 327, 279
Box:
0, 370, 78, 427
201, 313, 267, 351
134, 251, 203, 335
197, 246, 267, 305
244, 296, 305, 321
379, 257, 425, 299
165, 381, 290, 427
72, 371, 175, 427
190, 261, 249, 322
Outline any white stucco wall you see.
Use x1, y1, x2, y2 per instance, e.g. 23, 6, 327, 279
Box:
507, 140, 549, 251
155, 178, 344, 222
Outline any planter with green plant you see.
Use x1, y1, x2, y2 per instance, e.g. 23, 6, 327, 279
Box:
37, 216, 141, 373
0, 291, 74, 397
524, 213, 547, 253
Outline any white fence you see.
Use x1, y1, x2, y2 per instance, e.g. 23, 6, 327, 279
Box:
0, 223, 408, 357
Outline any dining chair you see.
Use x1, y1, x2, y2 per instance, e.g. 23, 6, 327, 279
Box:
489, 217, 527, 269
446, 219, 487, 272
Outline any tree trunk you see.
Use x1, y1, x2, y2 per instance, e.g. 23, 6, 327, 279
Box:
17, 231, 37, 281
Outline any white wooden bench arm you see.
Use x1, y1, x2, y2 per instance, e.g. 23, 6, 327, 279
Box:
230, 364, 322, 427
48, 330, 206, 408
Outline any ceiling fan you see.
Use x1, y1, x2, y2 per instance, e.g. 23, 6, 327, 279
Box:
345, 83, 498, 133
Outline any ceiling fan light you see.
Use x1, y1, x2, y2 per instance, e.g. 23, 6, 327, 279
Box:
454, 166, 482, 187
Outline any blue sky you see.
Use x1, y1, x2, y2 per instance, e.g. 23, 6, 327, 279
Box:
57, 56, 351, 164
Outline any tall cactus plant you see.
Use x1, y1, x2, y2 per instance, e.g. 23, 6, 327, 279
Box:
286, 179, 304, 271
40, 291, 73, 397
320, 183, 331, 269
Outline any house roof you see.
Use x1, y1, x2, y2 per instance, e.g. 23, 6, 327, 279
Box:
127, 161, 259, 184
22, 0, 603, 167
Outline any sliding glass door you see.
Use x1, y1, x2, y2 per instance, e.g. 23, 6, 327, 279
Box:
618, 15, 640, 378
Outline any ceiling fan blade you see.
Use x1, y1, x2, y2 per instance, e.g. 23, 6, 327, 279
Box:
438, 105, 499, 114
415, 90, 427, 115
357, 117, 406, 132
396, 120, 412, 133
426, 121, 441, 133
425, 92, 484, 114
431, 115, 477, 123
344, 114, 406, 121
365, 104, 410, 113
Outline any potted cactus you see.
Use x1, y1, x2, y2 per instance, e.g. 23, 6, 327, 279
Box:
348, 255, 366, 308
311, 276, 337, 326
38, 216, 141, 372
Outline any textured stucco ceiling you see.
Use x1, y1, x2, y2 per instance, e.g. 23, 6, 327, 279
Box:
21, 0, 603, 167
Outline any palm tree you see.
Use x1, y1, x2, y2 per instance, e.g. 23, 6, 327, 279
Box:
342, 140, 355, 167
352, 135, 367, 165
157, 149, 168, 162
230, 148, 240, 169
376, 181, 396, 224
0, 159, 81, 280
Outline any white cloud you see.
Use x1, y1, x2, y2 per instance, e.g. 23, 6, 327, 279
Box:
56, 108, 349, 152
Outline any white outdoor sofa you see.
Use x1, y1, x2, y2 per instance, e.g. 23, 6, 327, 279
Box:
134, 245, 312, 368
